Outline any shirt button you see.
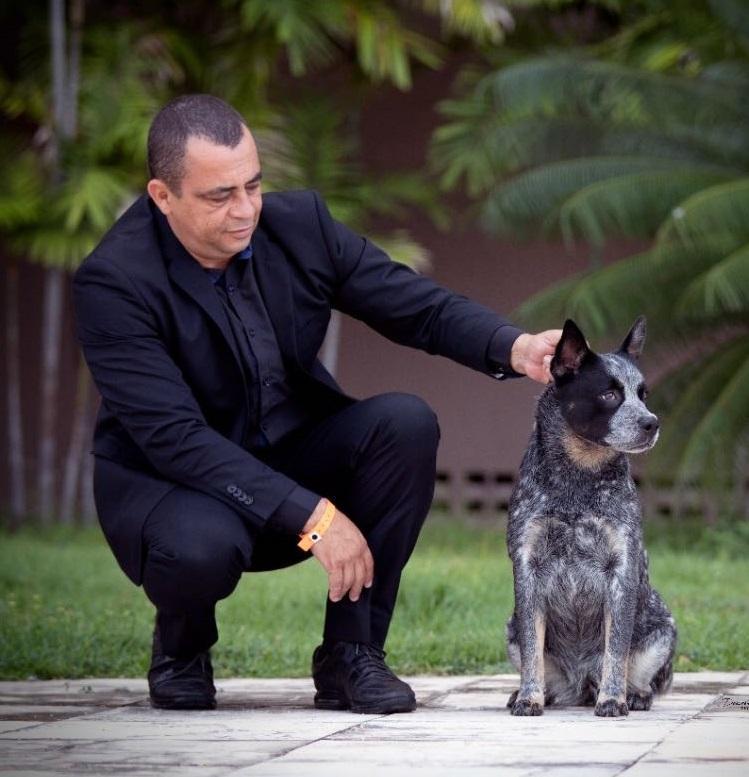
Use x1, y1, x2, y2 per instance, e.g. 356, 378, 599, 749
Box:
262, 377, 272, 387
227, 284, 236, 293
249, 329, 256, 337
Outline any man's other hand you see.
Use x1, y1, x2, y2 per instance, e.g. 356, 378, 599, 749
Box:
511, 330, 563, 384
304, 500, 374, 603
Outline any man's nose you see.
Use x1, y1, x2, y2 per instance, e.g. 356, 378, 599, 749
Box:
229, 189, 255, 219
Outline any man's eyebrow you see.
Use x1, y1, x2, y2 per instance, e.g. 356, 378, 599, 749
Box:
199, 172, 263, 197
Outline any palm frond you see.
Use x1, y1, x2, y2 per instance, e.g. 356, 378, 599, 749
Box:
433, 110, 749, 196
55, 167, 133, 233
678, 242, 749, 318
13, 228, 102, 270
351, 6, 442, 89
647, 335, 749, 484
481, 156, 689, 236
369, 230, 431, 271
558, 168, 737, 246
511, 246, 685, 339
656, 177, 749, 250
236, 0, 347, 76
468, 57, 749, 127
421, 0, 510, 45
676, 344, 749, 485
0, 149, 44, 229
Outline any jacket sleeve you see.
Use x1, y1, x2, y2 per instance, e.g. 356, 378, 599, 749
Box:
72, 257, 317, 533
311, 192, 525, 379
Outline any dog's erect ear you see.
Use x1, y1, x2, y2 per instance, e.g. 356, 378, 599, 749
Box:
551, 319, 591, 378
619, 316, 647, 360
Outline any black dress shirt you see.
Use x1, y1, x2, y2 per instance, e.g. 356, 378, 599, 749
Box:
204, 246, 319, 534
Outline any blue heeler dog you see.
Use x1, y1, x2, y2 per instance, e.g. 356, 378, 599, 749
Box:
506, 316, 677, 717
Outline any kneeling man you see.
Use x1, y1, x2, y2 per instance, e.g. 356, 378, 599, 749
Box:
73, 94, 559, 713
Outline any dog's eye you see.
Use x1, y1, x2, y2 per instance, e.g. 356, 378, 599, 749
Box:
638, 385, 649, 400
600, 390, 620, 403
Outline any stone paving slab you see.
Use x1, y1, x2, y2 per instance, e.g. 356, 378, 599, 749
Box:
0, 672, 746, 776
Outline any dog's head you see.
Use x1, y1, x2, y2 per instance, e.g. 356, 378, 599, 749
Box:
550, 316, 659, 454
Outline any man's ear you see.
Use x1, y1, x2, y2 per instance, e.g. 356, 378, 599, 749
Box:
147, 178, 172, 215
551, 319, 591, 378
619, 315, 647, 361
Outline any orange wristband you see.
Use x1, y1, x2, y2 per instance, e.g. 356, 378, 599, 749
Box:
297, 499, 336, 551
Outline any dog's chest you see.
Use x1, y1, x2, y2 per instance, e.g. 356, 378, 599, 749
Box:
527, 512, 630, 627
510, 479, 637, 602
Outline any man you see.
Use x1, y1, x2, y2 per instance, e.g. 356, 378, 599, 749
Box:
73, 94, 560, 714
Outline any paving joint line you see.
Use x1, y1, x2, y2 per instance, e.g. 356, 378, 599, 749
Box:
613, 687, 726, 776
218, 676, 487, 775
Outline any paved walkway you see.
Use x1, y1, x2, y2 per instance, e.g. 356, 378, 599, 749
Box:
0, 671, 747, 776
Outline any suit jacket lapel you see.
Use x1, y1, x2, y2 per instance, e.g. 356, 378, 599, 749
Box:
251, 230, 301, 370
156, 209, 246, 373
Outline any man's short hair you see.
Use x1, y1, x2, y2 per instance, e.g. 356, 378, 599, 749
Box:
147, 94, 248, 193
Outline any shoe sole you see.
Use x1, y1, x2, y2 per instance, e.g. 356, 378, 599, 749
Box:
314, 691, 416, 714
150, 694, 217, 710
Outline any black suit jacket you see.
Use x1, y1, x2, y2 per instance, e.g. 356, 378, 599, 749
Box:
73, 190, 522, 584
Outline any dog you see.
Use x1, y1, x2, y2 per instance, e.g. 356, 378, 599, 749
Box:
505, 316, 676, 717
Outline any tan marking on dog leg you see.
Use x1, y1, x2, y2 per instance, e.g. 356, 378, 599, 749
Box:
596, 609, 629, 715
519, 520, 546, 567
527, 611, 546, 706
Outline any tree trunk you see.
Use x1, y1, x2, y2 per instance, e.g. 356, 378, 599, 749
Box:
80, 408, 97, 526
37, 267, 65, 522
5, 258, 26, 528
39, 0, 85, 524
59, 358, 91, 524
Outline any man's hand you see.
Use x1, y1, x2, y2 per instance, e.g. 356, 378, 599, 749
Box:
511, 330, 563, 384
303, 499, 374, 603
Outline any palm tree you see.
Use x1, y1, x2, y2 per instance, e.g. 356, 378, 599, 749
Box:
432, 0, 749, 507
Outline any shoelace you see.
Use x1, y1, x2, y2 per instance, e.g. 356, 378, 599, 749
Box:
350, 643, 399, 684
151, 651, 213, 684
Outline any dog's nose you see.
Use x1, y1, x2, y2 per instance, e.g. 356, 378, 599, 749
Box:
639, 415, 659, 433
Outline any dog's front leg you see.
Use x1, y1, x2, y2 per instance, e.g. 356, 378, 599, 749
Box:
510, 567, 546, 716
596, 574, 636, 717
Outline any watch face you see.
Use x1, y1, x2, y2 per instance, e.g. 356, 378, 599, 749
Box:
311, 532, 321, 542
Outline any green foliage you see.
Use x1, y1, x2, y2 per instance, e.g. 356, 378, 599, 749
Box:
256, 96, 444, 269
432, 0, 749, 491
1, 1, 505, 272
2, 519, 747, 678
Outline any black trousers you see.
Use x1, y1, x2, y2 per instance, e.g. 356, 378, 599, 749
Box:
141, 392, 440, 658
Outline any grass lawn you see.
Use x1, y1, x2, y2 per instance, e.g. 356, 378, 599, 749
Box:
0, 515, 747, 679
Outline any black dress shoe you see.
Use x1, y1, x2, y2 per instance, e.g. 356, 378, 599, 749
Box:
312, 641, 416, 714
148, 628, 216, 710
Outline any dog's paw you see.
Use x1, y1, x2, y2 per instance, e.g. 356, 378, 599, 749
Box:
506, 690, 519, 708
511, 698, 544, 716
627, 691, 653, 711
594, 698, 629, 717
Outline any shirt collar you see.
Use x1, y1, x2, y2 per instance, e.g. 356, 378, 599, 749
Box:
205, 243, 253, 284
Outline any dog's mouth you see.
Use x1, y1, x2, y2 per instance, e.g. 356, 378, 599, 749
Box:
614, 429, 660, 454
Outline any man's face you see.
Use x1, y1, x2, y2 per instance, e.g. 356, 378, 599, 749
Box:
148, 126, 263, 267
